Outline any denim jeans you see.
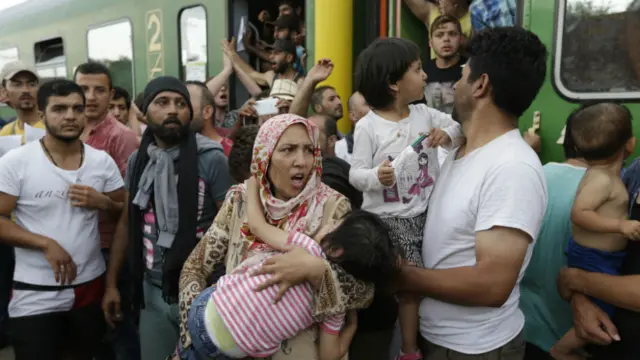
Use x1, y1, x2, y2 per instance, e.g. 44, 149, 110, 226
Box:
179, 285, 233, 360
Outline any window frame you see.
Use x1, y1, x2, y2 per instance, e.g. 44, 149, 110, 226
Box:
553, 0, 640, 101
85, 17, 136, 95
33, 36, 68, 80
177, 4, 209, 82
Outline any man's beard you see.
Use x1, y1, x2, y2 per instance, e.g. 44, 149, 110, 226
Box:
148, 115, 189, 145
275, 61, 288, 74
44, 121, 83, 143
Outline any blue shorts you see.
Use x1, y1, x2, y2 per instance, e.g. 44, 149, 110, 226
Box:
566, 237, 626, 316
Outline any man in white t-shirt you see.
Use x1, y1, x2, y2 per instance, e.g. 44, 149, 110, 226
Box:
397, 27, 548, 359
0, 79, 124, 360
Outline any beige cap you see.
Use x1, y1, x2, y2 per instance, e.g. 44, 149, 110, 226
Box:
1, 60, 38, 81
270, 79, 298, 101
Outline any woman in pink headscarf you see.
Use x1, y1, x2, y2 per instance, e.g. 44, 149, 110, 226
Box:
179, 114, 373, 359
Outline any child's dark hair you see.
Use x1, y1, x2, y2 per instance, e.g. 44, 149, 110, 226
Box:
229, 125, 260, 183
355, 37, 421, 110
569, 102, 633, 161
321, 210, 400, 288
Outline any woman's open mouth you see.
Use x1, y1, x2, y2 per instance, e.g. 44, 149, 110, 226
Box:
291, 174, 305, 189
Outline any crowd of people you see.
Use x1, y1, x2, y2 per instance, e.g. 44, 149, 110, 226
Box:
0, 1, 638, 360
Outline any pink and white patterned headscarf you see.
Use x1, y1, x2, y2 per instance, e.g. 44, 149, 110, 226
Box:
240, 113, 336, 240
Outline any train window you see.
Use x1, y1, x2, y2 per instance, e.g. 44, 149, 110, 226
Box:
87, 20, 134, 96
179, 6, 208, 82
34, 37, 67, 82
555, 0, 640, 100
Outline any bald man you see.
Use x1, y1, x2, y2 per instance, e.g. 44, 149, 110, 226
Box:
335, 92, 369, 164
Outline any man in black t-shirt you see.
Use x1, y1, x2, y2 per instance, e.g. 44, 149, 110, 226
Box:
415, 15, 467, 115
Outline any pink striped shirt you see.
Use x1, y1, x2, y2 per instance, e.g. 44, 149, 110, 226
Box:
212, 232, 345, 357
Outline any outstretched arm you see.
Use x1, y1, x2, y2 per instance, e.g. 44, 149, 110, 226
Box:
403, 0, 436, 23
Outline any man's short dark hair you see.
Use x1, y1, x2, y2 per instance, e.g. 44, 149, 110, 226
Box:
228, 125, 260, 183
310, 86, 334, 112
322, 210, 400, 288
185, 81, 215, 110
112, 87, 131, 109
355, 37, 421, 110
430, 15, 462, 37
74, 62, 113, 89
465, 27, 547, 118
38, 79, 86, 111
569, 102, 633, 161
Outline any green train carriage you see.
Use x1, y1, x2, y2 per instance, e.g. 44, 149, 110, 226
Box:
0, 0, 638, 164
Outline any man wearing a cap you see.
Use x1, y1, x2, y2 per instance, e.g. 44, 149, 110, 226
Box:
0, 60, 44, 138
270, 14, 306, 74
102, 76, 232, 360
227, 38, 304, 89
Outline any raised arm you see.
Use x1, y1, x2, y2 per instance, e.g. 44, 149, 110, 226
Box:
178, 194, 237, 349
206, 41, 234, 97
403, 0, 436, 23
224, 38, 273, 87
289, 59, 334, 117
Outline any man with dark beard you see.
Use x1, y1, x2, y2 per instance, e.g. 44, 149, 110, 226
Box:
0, 79, 125, 360
101, 76, 232, 360
226, 38, 304, 89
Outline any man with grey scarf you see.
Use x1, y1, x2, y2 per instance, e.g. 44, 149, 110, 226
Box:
102, 76, 232, 360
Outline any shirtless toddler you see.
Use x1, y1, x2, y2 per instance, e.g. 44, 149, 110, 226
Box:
551, 103, 640, 360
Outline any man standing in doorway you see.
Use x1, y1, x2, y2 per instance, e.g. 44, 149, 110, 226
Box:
102, 76, 232, 360
398, 27, 548, 359
0, 61, 44, 138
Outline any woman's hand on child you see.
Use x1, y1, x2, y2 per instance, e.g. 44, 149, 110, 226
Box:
377, 159, 396, 187
252, 246, 324, 302
427, 128, 452, 148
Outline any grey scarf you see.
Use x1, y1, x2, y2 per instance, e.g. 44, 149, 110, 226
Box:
132, 144, 180, 249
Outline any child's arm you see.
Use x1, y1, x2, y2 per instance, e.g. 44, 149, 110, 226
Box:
426, 106, 464, 149
245, 177, 289, 250
349, 121, 394, 191
571, 171, 640, 237
318, 311, 358, 360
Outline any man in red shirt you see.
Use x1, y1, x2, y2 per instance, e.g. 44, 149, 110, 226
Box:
74, 62, 140, 360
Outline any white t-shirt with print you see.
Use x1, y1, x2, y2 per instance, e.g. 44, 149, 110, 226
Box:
419, 129, 547, 354
349, 104, 463, 218
0, 141, 124, 286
